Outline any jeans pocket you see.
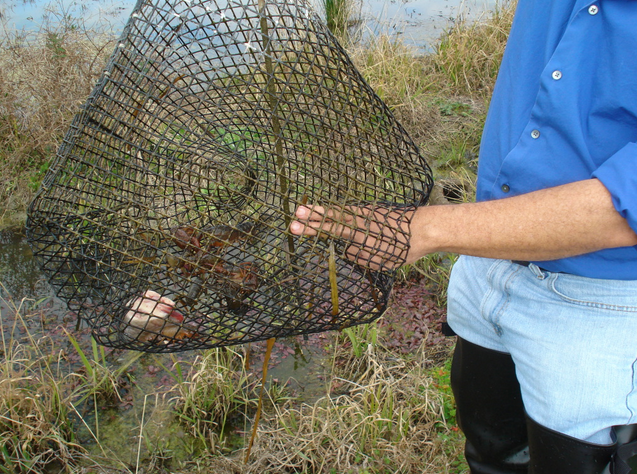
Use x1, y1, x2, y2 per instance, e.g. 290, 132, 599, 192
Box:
549, 274, 637, 312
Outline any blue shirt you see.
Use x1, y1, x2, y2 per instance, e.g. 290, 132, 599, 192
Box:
477, 0, 637, 280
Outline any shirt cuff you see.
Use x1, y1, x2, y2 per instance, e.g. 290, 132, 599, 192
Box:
591, 142, 637, 234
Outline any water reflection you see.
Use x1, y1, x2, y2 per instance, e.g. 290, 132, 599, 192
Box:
362, 0, 497, 51
3, 0, 496, 51
0, 228, 52, 303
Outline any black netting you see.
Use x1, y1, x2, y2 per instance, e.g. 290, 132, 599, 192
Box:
26, 0, 433, 353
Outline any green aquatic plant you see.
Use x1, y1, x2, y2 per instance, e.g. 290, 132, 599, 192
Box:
66, 332, 141, 404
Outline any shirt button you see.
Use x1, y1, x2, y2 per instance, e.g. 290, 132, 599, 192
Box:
552, 70, 562, 80
501, 184, 510, 193
531, 129, 541, 139
588, 5, 599, 15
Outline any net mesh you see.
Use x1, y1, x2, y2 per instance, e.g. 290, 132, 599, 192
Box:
26, 0, 433, 353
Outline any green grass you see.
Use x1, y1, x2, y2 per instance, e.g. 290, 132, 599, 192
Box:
432, 2, 515, 95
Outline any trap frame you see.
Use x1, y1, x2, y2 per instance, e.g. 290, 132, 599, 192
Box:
26, 0, 433, 352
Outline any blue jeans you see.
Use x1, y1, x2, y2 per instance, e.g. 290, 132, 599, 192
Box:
447, 255, 637, 445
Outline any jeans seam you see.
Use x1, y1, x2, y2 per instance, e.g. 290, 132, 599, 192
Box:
479, 259, 500, 323
628, 357, 637, 422
482, 261, 519, 336
549, 277, 637, 313
493, 268, 518, 329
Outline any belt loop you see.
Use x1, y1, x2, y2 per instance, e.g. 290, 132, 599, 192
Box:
528, 263, 547, 280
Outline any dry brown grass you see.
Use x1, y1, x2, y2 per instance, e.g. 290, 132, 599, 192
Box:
1, 297, 83, 472
1, 292, 464, 473
180, 342, 463, 474
348, 36, 440, 148
0, 293, 142, 473
349, 1, 516, 183
431, 1, 516, 96
0, 24, 114, 227
247, 349, 460, 473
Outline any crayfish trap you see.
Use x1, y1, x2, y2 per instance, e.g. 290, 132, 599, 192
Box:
26, 0, 433, 353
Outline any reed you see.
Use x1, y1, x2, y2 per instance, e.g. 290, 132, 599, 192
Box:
235, 342, 463, 473
432, 1, 516, 95
322, 0, 353, 40
0, 296, 82, 472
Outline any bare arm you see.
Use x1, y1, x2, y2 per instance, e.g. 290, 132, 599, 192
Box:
290, 178, 637, 267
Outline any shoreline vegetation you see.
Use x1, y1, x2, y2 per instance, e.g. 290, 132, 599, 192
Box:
0, 2, 515, 472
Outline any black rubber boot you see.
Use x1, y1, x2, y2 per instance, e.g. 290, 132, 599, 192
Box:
451, 337, 529, 473
526, 415, 616, 474
612, 424, 637, 473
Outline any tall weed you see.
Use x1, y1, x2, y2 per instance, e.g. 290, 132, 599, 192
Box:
173, 347, 256, 452
241, 344, 463, 473
432, 1, 516, 95
0, 20, 114, 227
0, 299, 81, 472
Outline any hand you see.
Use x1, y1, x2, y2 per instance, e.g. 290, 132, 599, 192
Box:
124, 290, 193, 342
289, 204, 414, 271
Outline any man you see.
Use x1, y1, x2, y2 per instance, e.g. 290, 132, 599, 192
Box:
290, 0, 637, 472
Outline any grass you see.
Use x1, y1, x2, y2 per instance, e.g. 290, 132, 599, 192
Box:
66, 333, 142, 405
348, 1, 516, 181
432, 2, 515, 96
1, 297, 86, 472
323, 0, 353, 40
0, 18, 114, 228
0, 1, 516, 472
1, 291, 462, 473
245, 344, 459, 473
173, 347, 257, 452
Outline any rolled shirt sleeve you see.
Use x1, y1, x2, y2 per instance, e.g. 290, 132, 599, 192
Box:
592, 142, 637, 234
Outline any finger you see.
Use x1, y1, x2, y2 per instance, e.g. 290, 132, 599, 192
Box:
295, 205, 327, 222
290, 217, 347, 238
293, 205, 352, 238
296, 204, 352, 224
289, 220, 319, 236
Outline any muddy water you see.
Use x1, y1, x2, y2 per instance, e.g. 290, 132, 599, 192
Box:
0, 228, 54, 304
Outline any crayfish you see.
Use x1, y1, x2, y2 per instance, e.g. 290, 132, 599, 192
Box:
166, 220, 262, 310
171, 221, 259, 253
